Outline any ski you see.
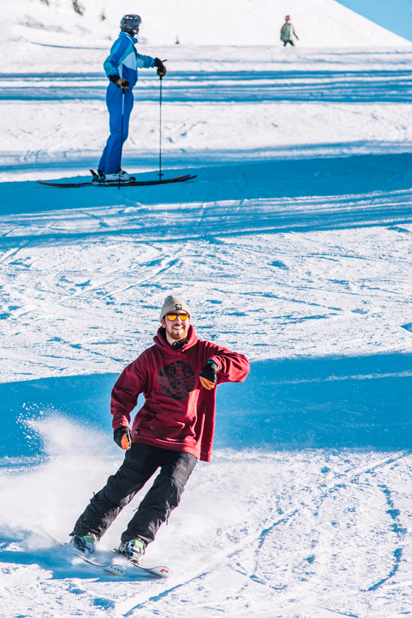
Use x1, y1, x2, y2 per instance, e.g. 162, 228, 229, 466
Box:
36, 174, 197, 189
44, 532, 171, 579
108, 549, 172, 579
74, 548, 171, 579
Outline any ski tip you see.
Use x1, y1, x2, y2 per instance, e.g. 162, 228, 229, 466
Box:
148, 566, 172, 578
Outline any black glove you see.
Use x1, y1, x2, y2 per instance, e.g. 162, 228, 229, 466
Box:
199, 361, 218, 391
116, 78, 130, 89
114, 426, 133, 450
109, 75, 130, 89
154, 58, 167, 77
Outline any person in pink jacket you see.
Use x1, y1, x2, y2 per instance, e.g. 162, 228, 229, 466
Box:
70, 295, 250, 565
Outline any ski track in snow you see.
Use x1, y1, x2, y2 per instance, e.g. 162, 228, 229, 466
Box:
2, 15, 412, 618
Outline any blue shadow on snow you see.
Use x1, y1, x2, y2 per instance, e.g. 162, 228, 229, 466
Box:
2, 70, 412, 103
1, 353, 412, 464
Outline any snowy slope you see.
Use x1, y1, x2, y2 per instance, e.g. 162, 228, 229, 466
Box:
5, 0, 411, 48
2, 2, 412, 618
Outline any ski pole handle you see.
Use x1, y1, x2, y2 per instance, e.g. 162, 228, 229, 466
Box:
156, 59, 167, 79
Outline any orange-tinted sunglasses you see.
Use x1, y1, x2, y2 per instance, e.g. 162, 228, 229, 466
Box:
167, 313, 189, 321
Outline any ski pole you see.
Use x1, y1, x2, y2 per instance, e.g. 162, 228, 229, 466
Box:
119, 89, 126, 190
158, 60, 167, 181
158, 75, 163, 180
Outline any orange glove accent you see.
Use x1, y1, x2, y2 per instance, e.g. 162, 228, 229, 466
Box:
121, 432, 131, 449
199, 361, 218, 390
114, 426, 133, 450
199, 375, 216, 390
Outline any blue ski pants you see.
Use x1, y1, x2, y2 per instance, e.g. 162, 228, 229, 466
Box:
98, 83, 134, 174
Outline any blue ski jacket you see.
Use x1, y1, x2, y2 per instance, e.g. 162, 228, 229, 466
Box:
103, 31, 156, 90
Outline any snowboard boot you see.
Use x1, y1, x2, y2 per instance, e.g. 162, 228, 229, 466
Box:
117, 538, 146, 565
70, 534, 95, 555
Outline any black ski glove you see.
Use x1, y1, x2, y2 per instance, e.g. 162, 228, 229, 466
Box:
109, 75, 130, 89
154, 58, 167, 77
114, 426, 133, 450
116, 78, 130, 89
199, 361, 218, 390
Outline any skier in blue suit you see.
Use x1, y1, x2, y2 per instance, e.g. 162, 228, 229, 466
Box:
95, 14, 167, 183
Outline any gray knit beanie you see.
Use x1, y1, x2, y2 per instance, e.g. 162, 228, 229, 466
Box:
159, 295, 191, 322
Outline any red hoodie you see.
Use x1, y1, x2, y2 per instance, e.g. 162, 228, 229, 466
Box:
111, 325, 250, 462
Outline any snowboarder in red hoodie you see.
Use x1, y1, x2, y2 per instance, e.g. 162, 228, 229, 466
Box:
70, 295, 250, 564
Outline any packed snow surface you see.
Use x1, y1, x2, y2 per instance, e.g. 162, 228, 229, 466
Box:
1, 1, 412, 617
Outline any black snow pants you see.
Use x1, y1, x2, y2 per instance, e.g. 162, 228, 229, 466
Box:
71, 443, 197, 546
283, 39, 295, 46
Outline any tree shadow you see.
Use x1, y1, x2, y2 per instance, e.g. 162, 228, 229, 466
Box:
0, 373, 117, 460
215, 353, 412, 451
1, 353, 412, 464
2, 153, 412, 241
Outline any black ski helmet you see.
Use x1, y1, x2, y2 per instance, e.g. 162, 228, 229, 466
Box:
120, 14, 142, 35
